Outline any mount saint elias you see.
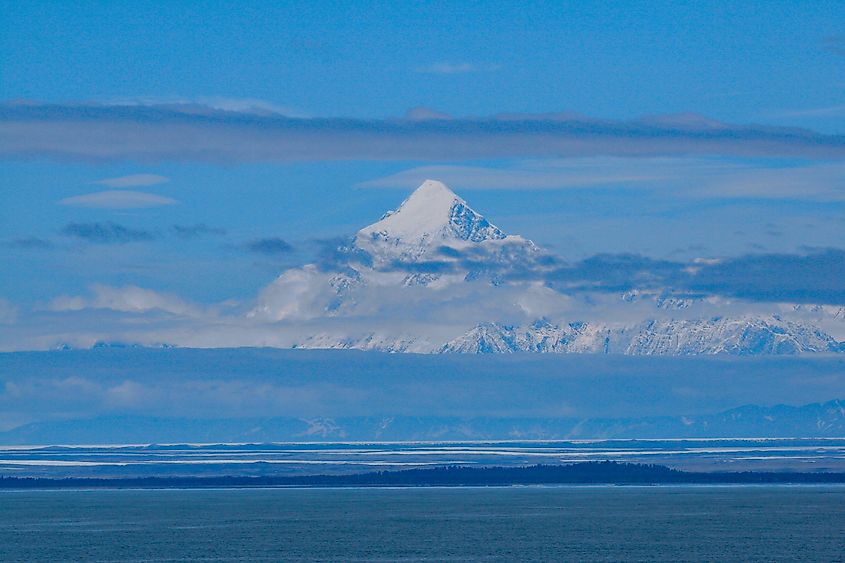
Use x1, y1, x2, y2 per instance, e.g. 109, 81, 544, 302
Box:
245, 180, 843, 356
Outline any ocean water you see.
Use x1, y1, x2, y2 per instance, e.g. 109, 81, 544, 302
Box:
1, 486, 844, 561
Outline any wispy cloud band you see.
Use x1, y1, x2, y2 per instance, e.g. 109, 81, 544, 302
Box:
416, 62, 500, 74
59, 190, 177, 208
93, 173, 170, 187
3, 103, 845, 162
61, 222, 156, 244
359, 158, 845, 200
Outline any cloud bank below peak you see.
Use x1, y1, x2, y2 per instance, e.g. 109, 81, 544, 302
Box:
3, 102, 845, 163
359, 158, 845, 200
47, 284, 204, 317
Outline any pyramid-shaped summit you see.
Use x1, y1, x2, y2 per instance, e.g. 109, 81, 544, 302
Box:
356, 180, 508, 258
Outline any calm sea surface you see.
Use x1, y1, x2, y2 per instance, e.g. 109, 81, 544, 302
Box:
1, 486, 843, 562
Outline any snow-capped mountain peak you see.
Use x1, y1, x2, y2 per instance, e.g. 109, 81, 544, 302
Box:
251, 179, 843, 357
252, 179, 541, 320
355, 180, 508, 260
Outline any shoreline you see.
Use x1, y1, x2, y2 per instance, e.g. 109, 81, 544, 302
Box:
4, 461, 845, 489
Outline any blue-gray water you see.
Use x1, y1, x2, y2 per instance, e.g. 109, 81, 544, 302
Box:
2, 486, 844, 561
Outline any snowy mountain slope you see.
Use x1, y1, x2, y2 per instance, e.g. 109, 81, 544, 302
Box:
294, 330, 434, 353
624, 316, 841, 355
441, 316, 843, 355
356, 179, 511, 260
439, 320, 611, 354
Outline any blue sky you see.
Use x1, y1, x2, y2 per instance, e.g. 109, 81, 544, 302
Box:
3, 1, 844, 128
1, 1, 844, 346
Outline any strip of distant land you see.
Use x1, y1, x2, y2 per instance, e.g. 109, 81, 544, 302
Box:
3, 462, 845, 489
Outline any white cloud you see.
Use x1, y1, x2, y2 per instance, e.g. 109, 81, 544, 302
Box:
197, 97, 305, 116
416, 62, 500, 74
404, 107, 453, 120
774, 105, 845, 118
0, 298, 17, 324
46, 295, 87, 312
93, 174, 170, 187
48, 285, 202, 317
58, 190, 178, 209
359, 160, 671, 190
250, 265, 336, 321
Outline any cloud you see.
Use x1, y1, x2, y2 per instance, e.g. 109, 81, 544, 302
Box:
775, 105, 845, 118
5, 247, 845, 354
0, 298, 17, 324
530, 249, 845, 305
312, 237, 373, 270
100, 96, 305, 117
45, 295, 87, 312
245, 237, 293, 255
93, 173, 170, 187
196, 97, 304, 117
682, 249, 845, 304
823, 35, 845, 58
3, 236, 53, 250
416, 62, 500, 74
359, 158, 845, 201
361, 160, 674, 190
319, 241, 845, 305
171, 224, 227, 239
48, 284, 202, 316
61, 222, 155, 244
3, 102, 845, 162
58, 190, 178, 209
404, 107, 453, 121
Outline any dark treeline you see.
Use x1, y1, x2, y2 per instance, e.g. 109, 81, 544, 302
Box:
3, 461, 845, 489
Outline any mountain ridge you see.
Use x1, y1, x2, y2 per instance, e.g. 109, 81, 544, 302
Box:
3, 399, 843, 443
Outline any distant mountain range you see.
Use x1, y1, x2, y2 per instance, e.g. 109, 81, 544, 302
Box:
441, 317, 843, 355
3, 399, 842, 444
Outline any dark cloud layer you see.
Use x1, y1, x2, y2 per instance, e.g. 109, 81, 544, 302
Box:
824, 35, 845, 58
4, 236, 53, 250
245, 237, 293, 255
313, 237, 373, 270
686, 249, 845, 304
171, 224, 227, 239
546, 249, 845, 304
61, 222, 155, 244
3, 102, 845, 162
348, 243, 845, 305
